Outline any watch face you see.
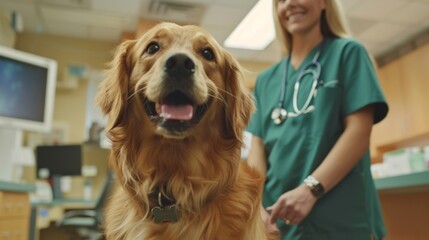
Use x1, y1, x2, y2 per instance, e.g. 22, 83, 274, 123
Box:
304, 176, 324, 198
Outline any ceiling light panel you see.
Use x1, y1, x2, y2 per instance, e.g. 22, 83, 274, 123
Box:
223, 0, 275, 50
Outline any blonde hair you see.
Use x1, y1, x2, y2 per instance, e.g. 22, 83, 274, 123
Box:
272, 0, 352, 55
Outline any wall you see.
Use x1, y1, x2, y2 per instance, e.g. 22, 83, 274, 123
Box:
0, 8, 15, 48
14, 33, 116, 143
240, 60, 274, 90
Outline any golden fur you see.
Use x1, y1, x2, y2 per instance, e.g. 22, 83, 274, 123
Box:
97, 22, 276, 240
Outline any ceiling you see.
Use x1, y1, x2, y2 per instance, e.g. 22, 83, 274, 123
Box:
1, 0, 429, 63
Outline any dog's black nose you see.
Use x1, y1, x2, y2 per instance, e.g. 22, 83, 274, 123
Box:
164, 53, 195, 77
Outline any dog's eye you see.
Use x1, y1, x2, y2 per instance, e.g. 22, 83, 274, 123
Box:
146, 42, 160, 55
201, 48, 215, 61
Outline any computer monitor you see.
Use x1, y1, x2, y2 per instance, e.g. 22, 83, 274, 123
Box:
0, 45, 57, 132
36, 144, 82, 199
36, 144, 83, 178
0, 45, 57, 181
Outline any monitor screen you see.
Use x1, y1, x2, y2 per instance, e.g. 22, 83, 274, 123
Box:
36, 144, 82, 178
0, 45, 57, 132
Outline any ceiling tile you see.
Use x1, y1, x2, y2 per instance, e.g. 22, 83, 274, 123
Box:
38, 0, 91, 9
348, 17, 378, 35
358, 40, 384, 56
91, 0, 142, 16
386, 2, 429, 24
212, 0, 258, 8
341, 0, 362, 12
357, 22, 408, 43
40, 6, 136, 29
138, 0, 207, 25
348, 0, 407, 21
201, 25, 235, 43
158, 0, 212, 4
200, 6, 248, 26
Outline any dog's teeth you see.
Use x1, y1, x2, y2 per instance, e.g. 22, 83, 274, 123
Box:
161, 104, 193, 120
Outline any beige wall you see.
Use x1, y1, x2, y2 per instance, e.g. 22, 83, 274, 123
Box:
0, 9, 16, 48
240, 60, 275, 90
15, 33, 116, 143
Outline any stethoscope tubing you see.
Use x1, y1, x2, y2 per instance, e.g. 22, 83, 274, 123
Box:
293, 61, 321, 115
272, 40, 325, 125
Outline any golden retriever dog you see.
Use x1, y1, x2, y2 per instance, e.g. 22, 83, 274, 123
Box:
97, 22, 276, 240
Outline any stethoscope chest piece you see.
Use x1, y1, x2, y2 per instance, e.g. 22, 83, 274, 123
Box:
271, 108, 287, 125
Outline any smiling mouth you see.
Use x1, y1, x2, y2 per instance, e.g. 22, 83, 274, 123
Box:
143, 91, 208, 136
287, 12, 305, 21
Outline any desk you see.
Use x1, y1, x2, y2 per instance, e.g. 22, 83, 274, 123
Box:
0, 181, 35, 240
374, 171, 429, 240
31, 199, 96, 240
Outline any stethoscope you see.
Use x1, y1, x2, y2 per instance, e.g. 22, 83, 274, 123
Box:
271, 42, 324, 125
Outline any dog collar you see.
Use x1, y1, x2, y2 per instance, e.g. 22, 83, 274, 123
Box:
149, 189, 180, 223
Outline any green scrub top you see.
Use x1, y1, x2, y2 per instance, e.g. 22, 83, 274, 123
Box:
247, 37, 388, 240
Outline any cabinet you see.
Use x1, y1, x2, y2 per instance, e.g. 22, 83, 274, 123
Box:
0, 191, 31, 240
371, 59, 406, 158
397, 44, 429, 138
371, 43, 429, 162
371, 42, 429, 240
375, 170, 429, 240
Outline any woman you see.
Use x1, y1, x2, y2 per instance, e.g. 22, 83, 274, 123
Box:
246, 0, 388, 239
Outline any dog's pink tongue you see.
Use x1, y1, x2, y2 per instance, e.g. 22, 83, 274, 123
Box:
160, 104, 193, 120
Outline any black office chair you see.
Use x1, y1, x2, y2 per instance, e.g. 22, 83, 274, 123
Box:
56, 172, 114, 240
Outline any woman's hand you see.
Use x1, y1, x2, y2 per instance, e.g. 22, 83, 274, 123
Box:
261, 206, 280, 234
267, 184, 317, 225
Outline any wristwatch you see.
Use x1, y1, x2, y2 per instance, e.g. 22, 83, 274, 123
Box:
304, 175, 325, 199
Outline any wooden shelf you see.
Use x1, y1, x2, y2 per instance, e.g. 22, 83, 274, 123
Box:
377, 132, 429, 153
372, 131, 429, 163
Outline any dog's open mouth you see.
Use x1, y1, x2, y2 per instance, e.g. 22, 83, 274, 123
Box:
143, 91, 208, 136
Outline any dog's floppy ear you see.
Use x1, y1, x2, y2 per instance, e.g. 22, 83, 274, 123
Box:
222, 51, 255, 142
96, 40, 136, 130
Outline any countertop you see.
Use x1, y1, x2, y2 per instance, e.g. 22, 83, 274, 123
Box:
374, 171, 429, 193
0, 180, 36, 192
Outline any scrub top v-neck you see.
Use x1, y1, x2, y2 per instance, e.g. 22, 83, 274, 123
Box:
247, 37, 388, 240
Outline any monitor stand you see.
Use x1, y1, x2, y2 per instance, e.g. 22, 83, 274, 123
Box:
51, 175, 64, 199
0, 128, 23, 181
